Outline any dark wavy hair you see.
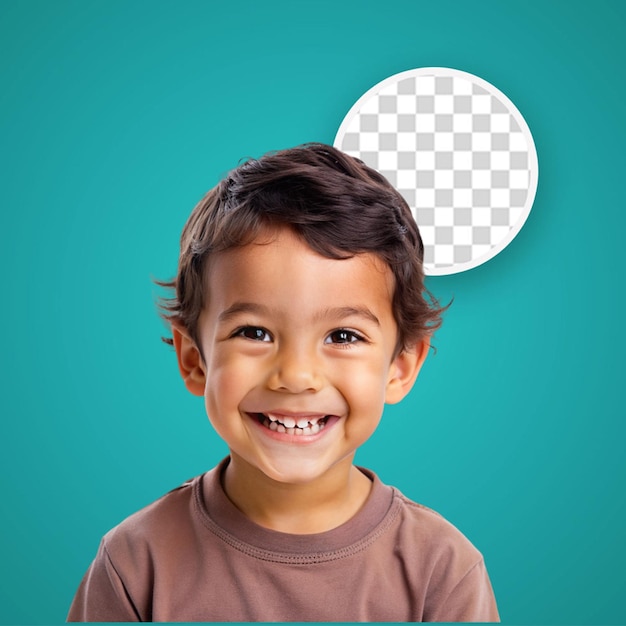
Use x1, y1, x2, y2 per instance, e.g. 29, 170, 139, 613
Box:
157, 143, 446, 355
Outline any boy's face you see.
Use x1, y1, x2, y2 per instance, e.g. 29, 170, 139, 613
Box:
174, 227, 427, 486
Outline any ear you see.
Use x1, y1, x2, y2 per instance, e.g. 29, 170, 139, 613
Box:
171, 324, 206, 396
385, 337, 430, 405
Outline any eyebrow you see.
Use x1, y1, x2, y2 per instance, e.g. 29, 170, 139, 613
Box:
315, 306, 380, 327
218, 303, 380, 327
218, 302, 270, 323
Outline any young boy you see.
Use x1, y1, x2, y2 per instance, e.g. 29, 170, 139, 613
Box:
67, 143, 499, 622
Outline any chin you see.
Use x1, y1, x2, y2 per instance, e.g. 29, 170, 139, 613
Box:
260, 462, 328, 485
257, 451, 356, 486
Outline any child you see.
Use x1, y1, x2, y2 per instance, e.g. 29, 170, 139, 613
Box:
67, 143, 499, 622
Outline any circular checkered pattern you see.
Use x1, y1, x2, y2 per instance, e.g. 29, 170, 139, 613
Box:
334, 67, 538, 275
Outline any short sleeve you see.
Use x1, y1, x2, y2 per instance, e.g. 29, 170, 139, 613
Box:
425, 558, 500, 622
67, 539, 141, 622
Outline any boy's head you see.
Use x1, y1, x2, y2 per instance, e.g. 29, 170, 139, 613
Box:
158, 143, 447, 485
159, 143, 444, 357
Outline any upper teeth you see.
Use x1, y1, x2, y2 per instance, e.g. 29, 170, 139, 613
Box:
265, 413, 322, 428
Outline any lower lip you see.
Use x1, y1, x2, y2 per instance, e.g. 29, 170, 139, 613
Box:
246, 413, 339, 444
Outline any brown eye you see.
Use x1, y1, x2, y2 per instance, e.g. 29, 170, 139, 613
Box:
236, 327, 272, 342
326, 330, 361, 345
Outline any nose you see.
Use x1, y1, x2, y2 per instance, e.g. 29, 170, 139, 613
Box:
266, 341, 322, 394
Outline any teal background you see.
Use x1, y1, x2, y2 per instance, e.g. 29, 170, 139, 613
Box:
1, 0, 624, 623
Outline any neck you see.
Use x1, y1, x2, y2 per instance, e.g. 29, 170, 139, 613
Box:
222, 453, 372, 534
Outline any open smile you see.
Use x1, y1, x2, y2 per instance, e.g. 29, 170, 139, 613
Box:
249, 412, 333, 437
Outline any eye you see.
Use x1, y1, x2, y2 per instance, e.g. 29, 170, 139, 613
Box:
325, 329, 364, 345
234, 326, 272, 342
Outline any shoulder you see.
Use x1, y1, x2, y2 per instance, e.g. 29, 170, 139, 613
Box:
390, 489, 483, 570
357, 469, 499, 621
387, 489, 499, 621
377, 482, 487, 588
69, 474, 206, 621
102, 474, 201, 559
394, 490, 479, 544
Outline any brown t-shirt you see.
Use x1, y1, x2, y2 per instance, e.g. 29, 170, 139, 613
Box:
68, 458, 499, 621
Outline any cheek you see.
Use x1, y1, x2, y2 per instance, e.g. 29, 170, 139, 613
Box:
204, 372, 234, 417
339, 361, 389, 432
204, 355, 259, 420
202, 366, 251, 446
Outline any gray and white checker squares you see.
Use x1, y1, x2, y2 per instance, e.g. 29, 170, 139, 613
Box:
335, 68, 538, 275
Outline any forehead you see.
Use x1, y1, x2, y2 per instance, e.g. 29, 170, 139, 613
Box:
204, 228, 395, 318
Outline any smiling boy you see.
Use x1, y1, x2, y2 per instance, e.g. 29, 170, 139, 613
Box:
68, 144, 499, 621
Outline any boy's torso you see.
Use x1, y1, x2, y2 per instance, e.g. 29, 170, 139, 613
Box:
68, 457, 499, 622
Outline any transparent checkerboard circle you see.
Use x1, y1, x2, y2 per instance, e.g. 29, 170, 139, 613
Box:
334, 67, 538, 275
